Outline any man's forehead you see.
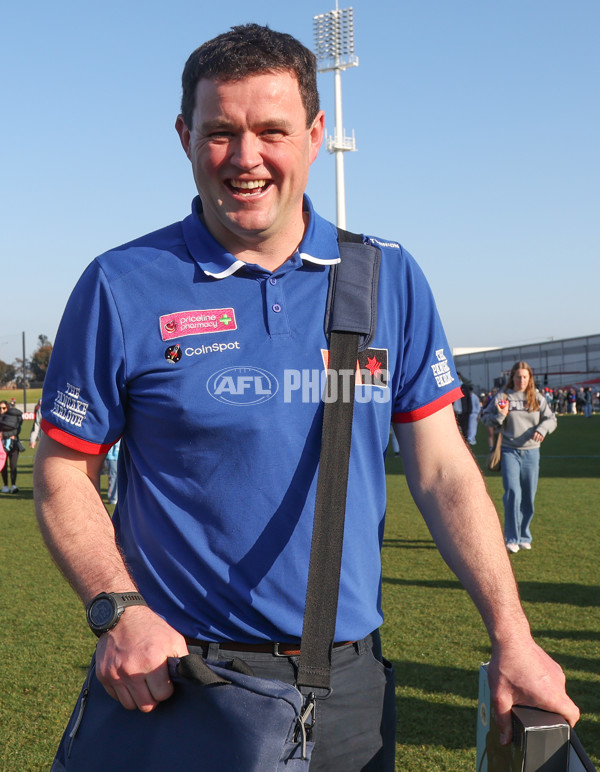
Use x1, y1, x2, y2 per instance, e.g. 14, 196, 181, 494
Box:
194, 71, 302, 106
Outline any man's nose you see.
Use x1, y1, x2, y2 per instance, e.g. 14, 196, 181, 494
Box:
231, 133, 262, 169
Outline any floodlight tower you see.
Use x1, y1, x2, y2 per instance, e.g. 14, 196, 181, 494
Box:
313, 5, 358, 229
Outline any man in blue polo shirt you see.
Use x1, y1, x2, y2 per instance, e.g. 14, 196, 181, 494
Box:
35, 23, 578, 770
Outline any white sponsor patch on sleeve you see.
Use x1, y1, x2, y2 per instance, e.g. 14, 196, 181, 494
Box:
50, 383, 89, 427
431, 349, 455, 388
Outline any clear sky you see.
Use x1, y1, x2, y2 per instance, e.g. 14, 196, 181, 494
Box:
1, 0, 598, 365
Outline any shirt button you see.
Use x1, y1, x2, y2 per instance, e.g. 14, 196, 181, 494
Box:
272, 303, 282, 313
269, 277, 277, 285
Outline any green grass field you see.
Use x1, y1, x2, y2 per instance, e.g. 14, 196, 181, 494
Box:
1, 416, 598, 771
0, 389, 42, 411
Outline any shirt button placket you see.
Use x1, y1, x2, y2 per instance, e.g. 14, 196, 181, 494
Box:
265, 276, 289, 336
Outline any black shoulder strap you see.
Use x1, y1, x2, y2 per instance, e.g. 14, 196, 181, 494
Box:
297, 229, 381, 693
324, 228, 381, 350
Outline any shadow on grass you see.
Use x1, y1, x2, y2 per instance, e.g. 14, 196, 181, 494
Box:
395, 692, 475, 749
382, 577, 599, 609
2, 488, 34, 501
394, 660, 478, 700
382, 538, 436, 550
518, 582, 600, 608
384, 456, 405, 477
397, 700, 476, 750
535, 629, 600, 642
544, 651, 600, 677
383, 577, 463, 590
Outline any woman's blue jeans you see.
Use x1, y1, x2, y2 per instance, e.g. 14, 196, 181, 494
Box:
501, 446, 540, 545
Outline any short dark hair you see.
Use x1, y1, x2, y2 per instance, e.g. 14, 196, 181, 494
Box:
180, 23, 320, 129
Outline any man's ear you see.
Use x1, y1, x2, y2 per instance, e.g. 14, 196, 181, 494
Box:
309, 110, 326, 165
175, 115, 192, 159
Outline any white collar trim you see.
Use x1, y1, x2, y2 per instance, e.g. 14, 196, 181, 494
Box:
202, 252, 339, 279
203, 260, 246, 279
299, 251, 340, 265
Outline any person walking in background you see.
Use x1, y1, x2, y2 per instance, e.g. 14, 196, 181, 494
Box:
30, 399, 43, 448
389, 427, 400, 457
576, 387, 585, 414
0, 400, 23, 493
466, 386, 481, 445
0, 429, 6, 477
482, 362, 557, 553
453, 372, 472, 439
105, 439, 120, 505
583, 387, 593, 418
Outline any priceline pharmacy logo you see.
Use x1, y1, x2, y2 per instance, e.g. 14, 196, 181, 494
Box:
207, 366, 390, 406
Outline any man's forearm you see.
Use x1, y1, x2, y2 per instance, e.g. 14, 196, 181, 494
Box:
411, 456, 531, 645
33, 435, 135, 604
396, 410, 529, 643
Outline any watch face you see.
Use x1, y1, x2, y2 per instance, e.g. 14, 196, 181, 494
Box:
90, 597, 115, 629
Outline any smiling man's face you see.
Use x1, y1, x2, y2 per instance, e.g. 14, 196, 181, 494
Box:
176, 71, 324, 260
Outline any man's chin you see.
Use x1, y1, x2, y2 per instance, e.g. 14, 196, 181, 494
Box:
221, 215, 277, 243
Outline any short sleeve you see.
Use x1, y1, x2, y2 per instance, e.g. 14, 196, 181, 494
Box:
41, 260, 126, 453
390, 251, 462, 422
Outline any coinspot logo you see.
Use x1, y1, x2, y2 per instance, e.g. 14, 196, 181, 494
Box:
207, 366, 279, 406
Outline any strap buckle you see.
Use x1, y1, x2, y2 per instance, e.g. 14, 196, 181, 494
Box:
294, 692, 317, 760
273, 642, 297, 657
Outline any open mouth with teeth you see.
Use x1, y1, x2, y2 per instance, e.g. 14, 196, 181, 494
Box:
228, 178, 270, 196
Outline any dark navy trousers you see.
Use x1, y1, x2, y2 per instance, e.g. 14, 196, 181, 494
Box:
190, 630, 396, 771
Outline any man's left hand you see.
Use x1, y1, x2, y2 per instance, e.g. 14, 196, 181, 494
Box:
487, 638, 580, 745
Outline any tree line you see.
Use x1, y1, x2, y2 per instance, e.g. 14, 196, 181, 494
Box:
0, 335, 53, 387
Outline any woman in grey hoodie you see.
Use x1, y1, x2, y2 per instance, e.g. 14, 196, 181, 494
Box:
482, 361, 557, 553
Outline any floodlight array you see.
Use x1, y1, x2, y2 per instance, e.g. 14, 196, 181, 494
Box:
313, 7, 355, 61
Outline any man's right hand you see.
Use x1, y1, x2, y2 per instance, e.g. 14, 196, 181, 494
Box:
95, 605, 189, 712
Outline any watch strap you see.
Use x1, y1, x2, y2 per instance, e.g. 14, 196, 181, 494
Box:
113, 591, 147, 609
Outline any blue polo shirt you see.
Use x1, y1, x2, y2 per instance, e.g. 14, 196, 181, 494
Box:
42, 196, 461, 642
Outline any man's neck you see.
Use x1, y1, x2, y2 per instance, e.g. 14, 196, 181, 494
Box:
199, 208, 309, 273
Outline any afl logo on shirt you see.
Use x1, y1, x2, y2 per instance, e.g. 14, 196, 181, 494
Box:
207, 366, 279, 406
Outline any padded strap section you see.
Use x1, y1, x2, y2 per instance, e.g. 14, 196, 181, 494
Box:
325, 232, 381, 351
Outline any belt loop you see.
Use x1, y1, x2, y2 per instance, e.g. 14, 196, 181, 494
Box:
355, 634, 369, 655
207, 642, 220, 659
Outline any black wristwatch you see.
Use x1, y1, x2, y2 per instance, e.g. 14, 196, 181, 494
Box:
85, 592, 147, 637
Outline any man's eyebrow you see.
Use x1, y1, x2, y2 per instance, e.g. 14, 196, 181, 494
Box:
199, 118, 236, 133
198, 117, 296, 133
